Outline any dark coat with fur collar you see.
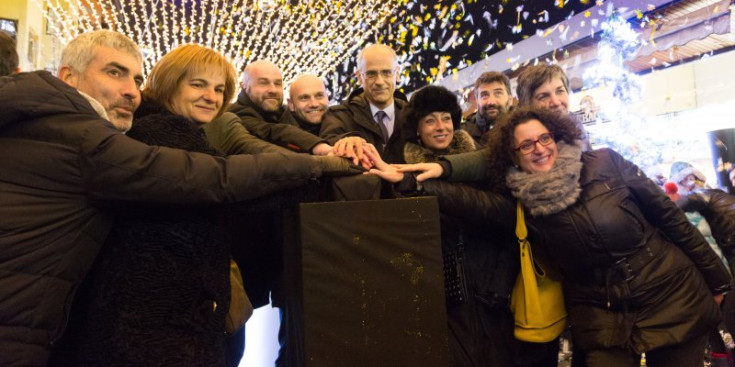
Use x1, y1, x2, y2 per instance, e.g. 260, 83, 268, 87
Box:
402, 130, 517, 367
50, 101, 231, 366
402, 130, 476, 164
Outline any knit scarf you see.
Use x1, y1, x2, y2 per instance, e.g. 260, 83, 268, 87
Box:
506, 141, 583, 217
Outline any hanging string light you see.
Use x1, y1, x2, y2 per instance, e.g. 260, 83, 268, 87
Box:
35, 0, 399, 89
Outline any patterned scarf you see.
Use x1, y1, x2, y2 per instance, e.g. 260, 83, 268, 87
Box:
506, 141, 583, 217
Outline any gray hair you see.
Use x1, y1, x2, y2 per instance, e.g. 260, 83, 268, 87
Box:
356, 43, 398, 73
61, 30, 142, 72
516, 64, 569, 107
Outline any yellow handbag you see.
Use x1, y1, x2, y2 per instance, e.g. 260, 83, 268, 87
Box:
510, 201, 567, 343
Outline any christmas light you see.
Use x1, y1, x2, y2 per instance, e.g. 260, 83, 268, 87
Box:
35, 0, 399, 91
581, 12, 663, 171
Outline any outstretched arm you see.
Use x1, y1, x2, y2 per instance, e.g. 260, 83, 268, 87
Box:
364, 144, 514, 228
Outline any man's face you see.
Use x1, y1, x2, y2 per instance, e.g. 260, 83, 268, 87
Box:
356, 47, 397, 109
288, 77, 328, 125
61, 46, 143, 132
531, 77, 569, 115
244, 63, 284, 113
476, 81, 511, 121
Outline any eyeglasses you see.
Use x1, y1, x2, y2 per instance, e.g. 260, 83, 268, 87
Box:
361, 69, 395, 81
514, 132, 555, 155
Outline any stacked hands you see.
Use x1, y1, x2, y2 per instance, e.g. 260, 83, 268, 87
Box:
327, 136, 443, 183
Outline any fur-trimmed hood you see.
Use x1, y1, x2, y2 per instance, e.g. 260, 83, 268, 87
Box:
403, 129, 476, 164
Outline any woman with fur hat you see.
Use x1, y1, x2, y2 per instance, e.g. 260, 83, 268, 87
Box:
400, 85, 476, 163
399, 85, 517, 366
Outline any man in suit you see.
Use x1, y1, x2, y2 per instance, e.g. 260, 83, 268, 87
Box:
320, 44, 408, 165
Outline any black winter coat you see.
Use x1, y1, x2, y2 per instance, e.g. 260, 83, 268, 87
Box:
460, 112, 493, 148
320, 91, 408, 164
421, 148, 731, 354
48, 102, 235, 366
0, 72, 322, 367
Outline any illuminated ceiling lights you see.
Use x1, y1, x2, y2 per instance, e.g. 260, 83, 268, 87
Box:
36, 0, 400, 83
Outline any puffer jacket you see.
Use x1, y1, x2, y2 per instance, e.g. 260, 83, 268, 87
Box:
678, 188, 735, 273
420, 148, 731, 354
0, 71, 322, 366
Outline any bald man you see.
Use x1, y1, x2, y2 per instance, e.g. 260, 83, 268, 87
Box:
284, 74, 329, 136
228, 60, 332, 155
320, 44, 408, 164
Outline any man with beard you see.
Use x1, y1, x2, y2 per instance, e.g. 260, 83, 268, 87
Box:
462, 71, 513, 147
284, 74, 329, 136
214, 65, 354, 366
320, 43, 407, 165
229, 60, 333, 155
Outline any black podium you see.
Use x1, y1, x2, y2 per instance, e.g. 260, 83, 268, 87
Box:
283, 197, 450, 366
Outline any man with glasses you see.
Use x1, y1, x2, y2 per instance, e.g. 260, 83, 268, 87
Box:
320, 44, 408, 165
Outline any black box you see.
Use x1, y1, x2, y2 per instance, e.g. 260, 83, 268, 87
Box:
283, 197, 449, 366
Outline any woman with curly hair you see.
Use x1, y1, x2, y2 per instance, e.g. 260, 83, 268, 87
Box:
369, 107, 730, 366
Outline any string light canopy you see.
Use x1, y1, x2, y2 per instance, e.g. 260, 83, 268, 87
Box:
36, 0, 400, 90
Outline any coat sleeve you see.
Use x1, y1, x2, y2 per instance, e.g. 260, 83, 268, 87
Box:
80, 120, 321, 204
204, 113, 294, 155
420, 179, 515, 229
441, 148, 492, 182
608, 149, 731, 293
239, 113, 325, 153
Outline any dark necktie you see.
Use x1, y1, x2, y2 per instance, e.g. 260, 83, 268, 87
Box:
374, 110, 389, 144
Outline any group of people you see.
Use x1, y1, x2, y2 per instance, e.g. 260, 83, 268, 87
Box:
1, 26, 735, 367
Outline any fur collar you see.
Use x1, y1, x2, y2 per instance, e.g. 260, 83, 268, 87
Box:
506, 141, 583, 216
403, 130, 476, 163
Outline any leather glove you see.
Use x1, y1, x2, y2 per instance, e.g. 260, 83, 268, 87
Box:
313, 156, 365, 177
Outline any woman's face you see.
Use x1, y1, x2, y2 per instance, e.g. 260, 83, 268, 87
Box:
418, 111, 454, 151
513, 119, 558, 173
170, 69, 226, 124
